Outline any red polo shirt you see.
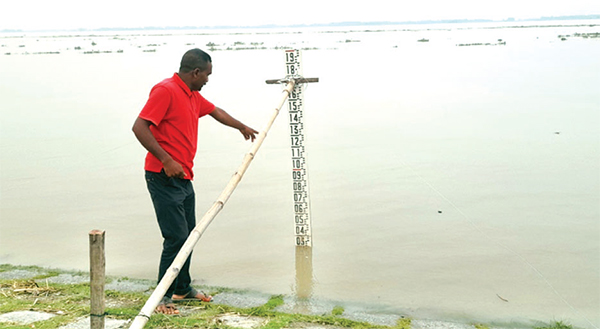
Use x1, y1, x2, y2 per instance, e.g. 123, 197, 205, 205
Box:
139, 73, 215, 179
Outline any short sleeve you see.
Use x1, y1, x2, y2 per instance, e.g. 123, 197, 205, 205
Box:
139, 86, 171, 126
197, 94, 216, 118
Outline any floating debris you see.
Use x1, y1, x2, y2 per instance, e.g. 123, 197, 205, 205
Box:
456, 40, 506, 46
558, 32, 599, 39
1, 279, 56, 296
83, 50, 115, 54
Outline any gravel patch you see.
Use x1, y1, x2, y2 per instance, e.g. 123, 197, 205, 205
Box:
284, 324, 348, 329
38, 273, 89, 285
412, 320, 477, 329
212, 291, 271, 309
0, 310, 55, 324
213, 313, 267, 329
0, 269, 47, 280
105, 279, 154, 293
58, 316, 129, 329
341, 311, 401, 326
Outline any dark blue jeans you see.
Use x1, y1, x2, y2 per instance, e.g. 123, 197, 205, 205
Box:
145, 170, 195, 298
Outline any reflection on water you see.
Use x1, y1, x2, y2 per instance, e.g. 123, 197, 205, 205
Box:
1, 21, 599, 328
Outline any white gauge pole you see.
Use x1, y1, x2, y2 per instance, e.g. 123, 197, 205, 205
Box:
267, 50, 319, 299
285, 49, 313, 248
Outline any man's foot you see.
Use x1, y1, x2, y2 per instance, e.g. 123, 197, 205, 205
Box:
155, 296, 180, 315
172, 287, 212, 302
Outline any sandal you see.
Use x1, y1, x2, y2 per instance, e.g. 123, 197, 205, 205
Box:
155, 296, 180, 315
172, 287, 213, 302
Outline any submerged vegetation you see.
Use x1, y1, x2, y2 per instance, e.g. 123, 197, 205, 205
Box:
1, 22, 598, 56
535, 322, 575, 329
456, 39, 507, 46
557, 32, 600, 40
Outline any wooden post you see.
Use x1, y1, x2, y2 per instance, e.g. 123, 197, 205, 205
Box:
89, 230, 105, 329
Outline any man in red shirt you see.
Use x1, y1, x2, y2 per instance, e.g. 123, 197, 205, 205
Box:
132, 49, 258, 315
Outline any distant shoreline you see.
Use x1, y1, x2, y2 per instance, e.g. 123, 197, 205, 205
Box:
1, 14, 599, 33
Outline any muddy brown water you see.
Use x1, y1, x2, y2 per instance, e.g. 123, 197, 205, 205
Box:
0, 22, 598, 328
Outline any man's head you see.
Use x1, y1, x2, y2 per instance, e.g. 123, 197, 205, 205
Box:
179, 48, 212, 91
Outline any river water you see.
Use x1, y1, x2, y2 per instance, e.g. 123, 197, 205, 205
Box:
0, 21, 598, 328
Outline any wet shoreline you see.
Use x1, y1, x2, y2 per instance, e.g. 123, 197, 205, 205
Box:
0, 264, 564, 329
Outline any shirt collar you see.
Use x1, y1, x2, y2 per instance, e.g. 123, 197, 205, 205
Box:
173, 73, 193, 97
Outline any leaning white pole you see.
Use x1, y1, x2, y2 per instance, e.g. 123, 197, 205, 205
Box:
129, 80, 296, 329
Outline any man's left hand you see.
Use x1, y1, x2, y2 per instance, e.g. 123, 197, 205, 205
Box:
240, 126, 259, 142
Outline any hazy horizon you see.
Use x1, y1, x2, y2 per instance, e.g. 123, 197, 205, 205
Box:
1, 0, 599, 31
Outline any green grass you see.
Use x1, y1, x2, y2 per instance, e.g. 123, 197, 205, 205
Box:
396, 317, 411, 329
535, 321, 574, 329
332, 305, 345, 316
474, 323, 490, 329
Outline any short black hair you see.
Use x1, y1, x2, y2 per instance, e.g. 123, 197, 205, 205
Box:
179, 48, 212, 73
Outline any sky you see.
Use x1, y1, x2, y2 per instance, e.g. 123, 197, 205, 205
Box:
1, 0, 599, 31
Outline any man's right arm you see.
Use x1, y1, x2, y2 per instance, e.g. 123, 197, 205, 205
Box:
132, 117, 186, 178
